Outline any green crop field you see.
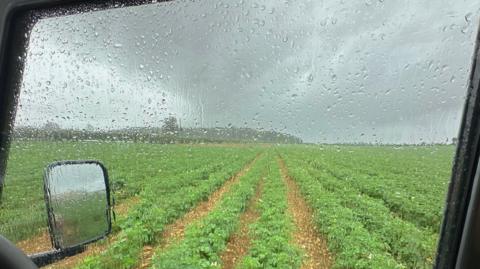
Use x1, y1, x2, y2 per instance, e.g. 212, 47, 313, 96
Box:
0, 141, 455, 269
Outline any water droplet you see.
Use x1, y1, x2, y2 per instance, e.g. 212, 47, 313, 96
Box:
465, 12, 473, 23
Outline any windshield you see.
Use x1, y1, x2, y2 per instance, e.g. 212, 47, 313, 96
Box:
1, 0, 480, 268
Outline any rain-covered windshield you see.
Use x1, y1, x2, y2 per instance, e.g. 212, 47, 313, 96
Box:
1, 1, 480, 268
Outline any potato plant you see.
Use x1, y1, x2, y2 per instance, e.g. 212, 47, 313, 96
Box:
152, 155, 268, 268
1, 142, 456, 269
237, 157, 301, 269
77, 149, 259, 269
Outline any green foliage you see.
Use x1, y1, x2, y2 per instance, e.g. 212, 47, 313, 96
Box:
1, 142, 455, 269
279, 159, 404, 269
300, 145, 452, 231
152, 155, 268, 268
77, 148, 259, 269
237, 158, 301, 269
288, 153, 436, 268
278, 145, 454, 268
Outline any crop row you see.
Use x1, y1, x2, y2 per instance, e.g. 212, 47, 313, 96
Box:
316, 149, 449, 207
152, 154, 268, 268
280, 155, 404, 269
283, 146, 447, 231
293, 145, 451, 197
310, 158, 441, 230
282, 151, 437, 268
2, 141, 257, 243
237, 157, 301, 268
77, 150, 259, 269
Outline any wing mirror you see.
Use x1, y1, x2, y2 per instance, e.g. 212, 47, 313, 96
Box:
29, 161, 112, 267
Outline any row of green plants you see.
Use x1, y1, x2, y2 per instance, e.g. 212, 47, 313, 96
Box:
280, 154, 404, 268
2, 141, 252, 242
3, 142, 455, 268
283, 145, 452, 231
309, 155, 442, 230
282, 150, 437, 268
151, 154, 268, 268
237, 158, 301, 268
76, 149, 260, 269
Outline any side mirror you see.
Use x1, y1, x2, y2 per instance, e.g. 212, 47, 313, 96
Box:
29, 160, 112, 267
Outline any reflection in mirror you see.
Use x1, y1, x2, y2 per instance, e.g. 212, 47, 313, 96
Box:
44, 161, 110, 249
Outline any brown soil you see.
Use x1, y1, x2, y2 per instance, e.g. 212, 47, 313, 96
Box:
115, 195, 140, 216
220, 180, 263, 269
16, 229, 52, 255
278, 158, 332, 269
137, 154, 261, 269
182, 143, 272, 148
40, 196, 140, 269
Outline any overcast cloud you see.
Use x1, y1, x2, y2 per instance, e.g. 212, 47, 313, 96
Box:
15, 0, 480, 143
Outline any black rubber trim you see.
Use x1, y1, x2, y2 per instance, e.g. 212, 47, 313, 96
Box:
435, 20, 480, 269
456, 159, 480, 268
29, 245, 84, 267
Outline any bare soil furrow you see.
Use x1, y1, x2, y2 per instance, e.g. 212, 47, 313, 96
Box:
137, 154, 262, 269
279, 158, 332, 269
220, 179, 263, 269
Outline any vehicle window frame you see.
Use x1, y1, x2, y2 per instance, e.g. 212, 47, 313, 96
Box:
438, 23, 480, 269
0, 1, 478, 268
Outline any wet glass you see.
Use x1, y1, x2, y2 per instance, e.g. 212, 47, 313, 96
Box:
1, 0, 480, 268
44, 162, 109, 249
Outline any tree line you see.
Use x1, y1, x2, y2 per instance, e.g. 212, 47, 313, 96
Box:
13, 117, 303, 144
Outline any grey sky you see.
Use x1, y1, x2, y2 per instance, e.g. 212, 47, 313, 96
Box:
15, 0, 480, 143
48, 163, 106, 194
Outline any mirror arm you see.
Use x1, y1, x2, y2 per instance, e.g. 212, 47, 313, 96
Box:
28, 245, 85, 267
111, 193, 116, 222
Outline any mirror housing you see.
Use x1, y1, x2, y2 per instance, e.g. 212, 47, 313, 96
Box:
44, 160, 112, 249
29, 160, 112, 267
